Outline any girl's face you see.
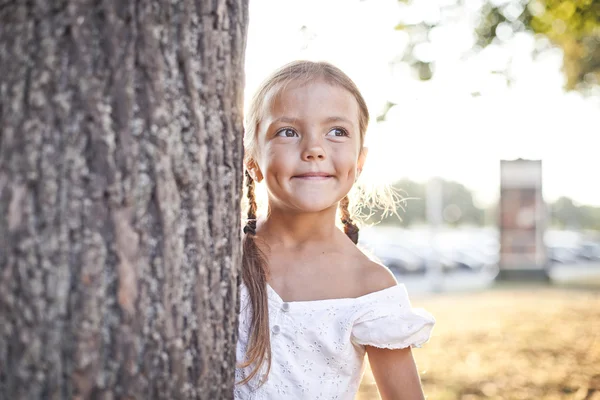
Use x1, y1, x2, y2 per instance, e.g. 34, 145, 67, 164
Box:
251, 79, 366, 214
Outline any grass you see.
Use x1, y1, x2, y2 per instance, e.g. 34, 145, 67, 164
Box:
357, 285, 600, 400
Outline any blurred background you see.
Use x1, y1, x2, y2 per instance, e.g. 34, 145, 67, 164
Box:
245, 0, 600, 398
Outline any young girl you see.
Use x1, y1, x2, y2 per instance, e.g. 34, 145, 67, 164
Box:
236, 60, 435, 400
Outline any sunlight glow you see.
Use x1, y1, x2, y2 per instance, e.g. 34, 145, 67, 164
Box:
245, 0, 600, 207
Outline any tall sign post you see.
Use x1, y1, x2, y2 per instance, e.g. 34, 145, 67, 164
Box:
426, 177, 444, 292
497, 159, 549, 281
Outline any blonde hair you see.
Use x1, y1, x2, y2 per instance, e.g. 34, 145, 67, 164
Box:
238, 60, 395, 385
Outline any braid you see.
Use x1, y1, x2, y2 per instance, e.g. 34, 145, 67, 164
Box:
244, 170, 257, 235
238, 169, 271, 386
340, 196, 359, 244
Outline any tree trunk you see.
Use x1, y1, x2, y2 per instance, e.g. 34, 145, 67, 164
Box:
0, 1, 247, 399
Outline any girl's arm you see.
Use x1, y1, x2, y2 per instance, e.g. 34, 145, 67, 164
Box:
366, 345, 425, 400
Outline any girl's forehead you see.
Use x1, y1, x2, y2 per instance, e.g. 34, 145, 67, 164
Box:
261, 79, 360, 122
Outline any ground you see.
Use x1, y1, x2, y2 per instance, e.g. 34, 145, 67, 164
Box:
357, 283, 600, 400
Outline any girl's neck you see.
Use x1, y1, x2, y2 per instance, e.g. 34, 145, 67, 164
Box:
258, 204, 340, 248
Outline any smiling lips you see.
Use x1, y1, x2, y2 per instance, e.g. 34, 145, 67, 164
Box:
293, 172, 334, 180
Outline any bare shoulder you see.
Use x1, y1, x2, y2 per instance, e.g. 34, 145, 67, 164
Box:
335, 232, 398, 297
359, 258, 399, 295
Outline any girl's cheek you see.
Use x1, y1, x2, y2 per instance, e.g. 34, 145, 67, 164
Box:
335, 149, 360, 165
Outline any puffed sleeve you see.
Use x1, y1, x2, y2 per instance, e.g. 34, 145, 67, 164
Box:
351, 284, 435, 349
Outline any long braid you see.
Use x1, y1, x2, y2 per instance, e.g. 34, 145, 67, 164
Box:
340, 195, 359, 244
238, 170, 271, 385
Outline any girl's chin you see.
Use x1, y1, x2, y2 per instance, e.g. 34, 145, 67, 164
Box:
267, 188, 351, 214
287, 197, 344, 213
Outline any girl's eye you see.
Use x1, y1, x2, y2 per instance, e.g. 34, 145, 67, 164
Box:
276, 128, 298, 138
327, 127, 349, 137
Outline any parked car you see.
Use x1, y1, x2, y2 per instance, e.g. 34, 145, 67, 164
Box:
372, 244, 427, 275
577, 242, 600, 262
547, 245, 579, 264
408, 245, 460, 274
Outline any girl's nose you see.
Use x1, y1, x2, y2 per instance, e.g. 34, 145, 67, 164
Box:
301, 138, 326, 161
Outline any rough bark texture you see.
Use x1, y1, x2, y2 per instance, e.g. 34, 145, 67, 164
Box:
0, 1, 247, 399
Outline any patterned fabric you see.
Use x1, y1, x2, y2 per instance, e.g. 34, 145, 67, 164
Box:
234, 283, 435, 400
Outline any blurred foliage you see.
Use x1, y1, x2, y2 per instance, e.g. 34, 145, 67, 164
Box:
552, 196, 600, 230
396, 0, 600, 91
365, 178, 485, 227
365, 178, 600, 230
358, 287, 600, 400
477, 0, 600, 90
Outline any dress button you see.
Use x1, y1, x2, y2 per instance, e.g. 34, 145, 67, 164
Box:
272, 325, 280, 334
281, 303, 290, 312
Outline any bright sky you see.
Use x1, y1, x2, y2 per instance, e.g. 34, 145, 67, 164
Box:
244, 0, 600, 207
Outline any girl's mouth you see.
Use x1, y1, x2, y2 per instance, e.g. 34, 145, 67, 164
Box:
293, 172, 333, 180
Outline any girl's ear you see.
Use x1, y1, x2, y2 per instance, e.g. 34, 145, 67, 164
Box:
357, 147, 368, 176
245, 159, 264, 182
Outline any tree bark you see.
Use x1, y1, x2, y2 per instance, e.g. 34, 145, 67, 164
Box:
0, 1, 247, 399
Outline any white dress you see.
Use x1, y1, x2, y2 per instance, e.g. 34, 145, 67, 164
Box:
235, 282, 435, 400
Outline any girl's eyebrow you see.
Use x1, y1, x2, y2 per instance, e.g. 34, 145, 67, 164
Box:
270, 116, 354, 125
270, 116, 298, 125
323, 116, 353, 125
